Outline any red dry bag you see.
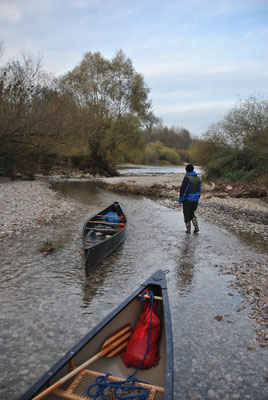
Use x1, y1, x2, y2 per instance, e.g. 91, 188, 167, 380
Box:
121, 298, 160, 369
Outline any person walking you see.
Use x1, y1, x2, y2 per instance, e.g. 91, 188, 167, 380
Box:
179, 164, 201, 234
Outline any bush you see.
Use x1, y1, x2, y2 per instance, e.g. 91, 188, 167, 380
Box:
143, 141, 181, 165
204, 148, 268, 184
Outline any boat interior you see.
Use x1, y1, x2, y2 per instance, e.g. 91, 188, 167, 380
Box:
83, 205, 126, 249
40, 284, 166, 400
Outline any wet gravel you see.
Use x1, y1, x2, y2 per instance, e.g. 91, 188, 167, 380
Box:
198, 195, 268, 242
0, 179, 77, 241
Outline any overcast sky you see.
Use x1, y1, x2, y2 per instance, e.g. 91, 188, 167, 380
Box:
1, 0, 267, 135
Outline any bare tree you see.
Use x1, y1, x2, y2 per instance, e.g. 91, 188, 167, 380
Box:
204, 95, 268, 150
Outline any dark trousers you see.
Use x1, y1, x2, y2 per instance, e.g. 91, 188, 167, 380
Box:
183, 201, 198, 222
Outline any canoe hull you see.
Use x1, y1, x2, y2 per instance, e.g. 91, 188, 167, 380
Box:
20, 270, 173, 400
82, 202, 127, 275
84, 226, 126, 275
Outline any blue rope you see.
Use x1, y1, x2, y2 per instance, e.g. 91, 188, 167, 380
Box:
87, 291, 155, 400
86, 373, 149, 399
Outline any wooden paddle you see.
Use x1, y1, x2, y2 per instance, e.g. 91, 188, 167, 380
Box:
33, 323, 132, 400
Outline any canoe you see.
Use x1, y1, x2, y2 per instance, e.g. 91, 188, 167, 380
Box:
20, 269, 173, 400
82, 201, 127, 275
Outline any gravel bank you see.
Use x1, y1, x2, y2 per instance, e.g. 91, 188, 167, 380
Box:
101, 173, 268, 242
199, 195, 268, 242
0, 179, 77, 241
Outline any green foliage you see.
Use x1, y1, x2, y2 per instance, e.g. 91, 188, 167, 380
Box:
143, 141, 181, 165
188, 139, 219, 166
203, 95, 268, 183
204, 147, 268, 184
100, 115, 145, 165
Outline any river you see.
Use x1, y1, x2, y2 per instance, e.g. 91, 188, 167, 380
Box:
0, 178, 267, 399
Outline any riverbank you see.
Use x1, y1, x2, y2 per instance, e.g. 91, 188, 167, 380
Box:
0, 175, 267, 347
101, 174, 268, 242
0, 179, 77, 242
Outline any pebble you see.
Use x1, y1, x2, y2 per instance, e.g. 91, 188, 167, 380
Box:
0, 179, 77, 241
198, 195, 268, 242
208, 389, 216, 398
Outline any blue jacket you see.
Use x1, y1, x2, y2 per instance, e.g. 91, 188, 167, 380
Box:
179, 171, 201, 203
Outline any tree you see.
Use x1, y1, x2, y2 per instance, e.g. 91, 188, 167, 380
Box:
144, 141, 181, 165
205, 95, 268, 150
203, 95, 268, 182
0, 53, 51, 174
60, 50, 156, 173
0, 51, 82, 175
188, 139, 219, 166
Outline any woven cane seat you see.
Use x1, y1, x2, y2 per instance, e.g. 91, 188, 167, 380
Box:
58, 369, 157, 400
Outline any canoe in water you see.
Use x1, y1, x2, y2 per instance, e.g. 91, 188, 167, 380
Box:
20, 269, 173, 400
82, 201, 127, 275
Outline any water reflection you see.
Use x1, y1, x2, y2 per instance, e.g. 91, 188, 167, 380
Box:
82, 268, 109, 307
49, 181, 106, 206
176, 236, 197, 292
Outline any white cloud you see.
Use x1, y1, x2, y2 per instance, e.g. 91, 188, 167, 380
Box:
0, 3, 21, 22
0, 0, 267, 133
156, 101, 232, 114
154, 101, 233, 134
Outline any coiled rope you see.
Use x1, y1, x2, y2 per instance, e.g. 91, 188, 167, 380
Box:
86, 290, 155, 400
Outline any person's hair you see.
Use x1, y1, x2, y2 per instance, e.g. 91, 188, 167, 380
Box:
185, 164, 194, 172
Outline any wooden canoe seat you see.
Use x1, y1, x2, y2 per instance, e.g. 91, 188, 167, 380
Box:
87, 221, 124, 226
85, 227, 119, 232
52, 369, 161, 400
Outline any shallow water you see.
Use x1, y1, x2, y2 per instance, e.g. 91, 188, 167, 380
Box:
118, 165, 202, 175
0, 181, 267, 399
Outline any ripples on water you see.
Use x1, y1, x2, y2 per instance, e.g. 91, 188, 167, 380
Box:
0, 181, 267, 399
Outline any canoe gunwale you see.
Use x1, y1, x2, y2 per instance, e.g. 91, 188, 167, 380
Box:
19, 270, 173, 400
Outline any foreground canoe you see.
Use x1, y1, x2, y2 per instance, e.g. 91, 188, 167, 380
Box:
20, 270, 173, 400
82, 201, 127, 275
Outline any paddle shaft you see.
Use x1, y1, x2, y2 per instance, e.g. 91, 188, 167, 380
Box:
32, 352, 101, 400
33, 326, 131, 400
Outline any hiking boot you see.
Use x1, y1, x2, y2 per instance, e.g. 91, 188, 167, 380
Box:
185, 221, 191, 234
192, 217, 199, 233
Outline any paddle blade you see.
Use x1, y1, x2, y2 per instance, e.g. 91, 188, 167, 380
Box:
101, 323, 132, 358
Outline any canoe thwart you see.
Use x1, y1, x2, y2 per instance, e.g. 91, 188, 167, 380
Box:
87, 221, 125, 226
138, 294, 163, 301
85, 227, 120, 232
